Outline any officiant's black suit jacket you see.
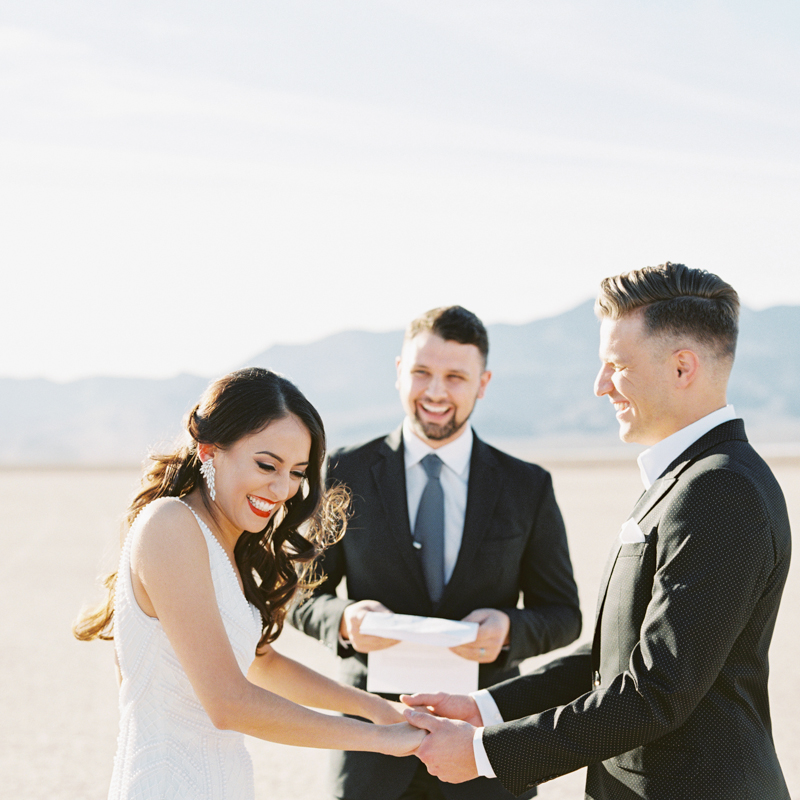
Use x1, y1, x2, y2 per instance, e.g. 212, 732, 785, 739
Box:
290, 427, 581, 800
482, 420, 791, 799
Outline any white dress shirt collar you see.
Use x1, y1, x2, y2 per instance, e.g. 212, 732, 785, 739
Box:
637, 404, 738, 489
401, 416, 473, 477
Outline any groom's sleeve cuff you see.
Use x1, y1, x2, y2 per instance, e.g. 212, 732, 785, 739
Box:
470, 690, 503, 779
472, 728, 496, 779
471, 689, 504, 726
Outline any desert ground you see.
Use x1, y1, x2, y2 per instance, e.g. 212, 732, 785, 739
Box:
1, 454, 797, 799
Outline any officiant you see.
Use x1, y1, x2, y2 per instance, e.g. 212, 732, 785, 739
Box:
289, 305, 581, 800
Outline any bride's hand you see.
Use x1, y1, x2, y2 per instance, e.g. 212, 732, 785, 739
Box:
367, 698, 407, 725
378, 722, 427, 757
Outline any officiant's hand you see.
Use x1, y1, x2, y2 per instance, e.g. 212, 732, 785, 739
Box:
449, 608, 510, 662
340, 599, 400, 653
400, 692, 483, 727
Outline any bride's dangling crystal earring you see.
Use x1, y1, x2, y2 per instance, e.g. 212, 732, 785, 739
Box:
200, 457, 216, 501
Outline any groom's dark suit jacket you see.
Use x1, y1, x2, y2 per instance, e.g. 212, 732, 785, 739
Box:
290, 427, 582, 800
482, 420, 791, 799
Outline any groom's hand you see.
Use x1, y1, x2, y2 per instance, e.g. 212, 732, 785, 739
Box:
403, 710, 478, 783
400, 692, 483, 727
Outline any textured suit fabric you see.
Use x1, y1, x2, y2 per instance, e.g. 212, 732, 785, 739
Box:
482, 420, 791, 799
289, 427, 582, 800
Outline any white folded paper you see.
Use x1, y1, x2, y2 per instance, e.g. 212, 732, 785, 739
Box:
619, 518, 646, 543
360, 612, 479, 647
361, 612, 480, 695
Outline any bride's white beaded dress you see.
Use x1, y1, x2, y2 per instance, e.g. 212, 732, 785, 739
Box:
109, 500, 263, 800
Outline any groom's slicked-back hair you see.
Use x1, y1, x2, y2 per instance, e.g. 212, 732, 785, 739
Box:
595, 262, 740, 360
405, 306, 489, 365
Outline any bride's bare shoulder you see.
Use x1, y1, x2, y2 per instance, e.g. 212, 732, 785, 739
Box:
132, 498, 206, 564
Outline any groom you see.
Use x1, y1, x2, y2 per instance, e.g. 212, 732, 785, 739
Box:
404, 263, 791, 799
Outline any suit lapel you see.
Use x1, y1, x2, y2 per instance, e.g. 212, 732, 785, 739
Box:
591, 419, 749, 651
370, 428, 430, 604
658, 418, 747, 480
631, 476, 677, 522
591, 475, 675, 627
629, 419, 747, 525
440, 434, 501, 609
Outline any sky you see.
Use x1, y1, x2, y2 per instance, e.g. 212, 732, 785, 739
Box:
2, 0, 799, 381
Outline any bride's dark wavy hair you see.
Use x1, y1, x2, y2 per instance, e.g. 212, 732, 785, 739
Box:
73, 367, 348, 650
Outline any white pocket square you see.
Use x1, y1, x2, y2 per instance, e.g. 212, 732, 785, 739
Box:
619, 518, 646, 543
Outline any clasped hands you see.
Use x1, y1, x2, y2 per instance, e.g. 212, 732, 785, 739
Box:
342, 601, 506, 782
399, 691, 484, 784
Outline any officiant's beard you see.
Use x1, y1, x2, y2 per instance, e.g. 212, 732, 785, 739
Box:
410, 410, 470, 442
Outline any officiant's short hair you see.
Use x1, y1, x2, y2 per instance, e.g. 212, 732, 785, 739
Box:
405, 306, 489, 365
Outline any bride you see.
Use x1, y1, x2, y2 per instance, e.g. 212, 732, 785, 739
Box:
74, 367, 424, 799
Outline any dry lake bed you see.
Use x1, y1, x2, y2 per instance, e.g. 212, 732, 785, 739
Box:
2, 453, 797, 799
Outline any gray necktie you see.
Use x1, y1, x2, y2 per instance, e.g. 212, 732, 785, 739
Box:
413, 453, 445, 605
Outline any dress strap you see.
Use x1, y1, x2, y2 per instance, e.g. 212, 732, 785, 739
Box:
175, 497, 204, 526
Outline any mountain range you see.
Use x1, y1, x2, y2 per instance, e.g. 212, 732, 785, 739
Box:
2, 301, 798, 466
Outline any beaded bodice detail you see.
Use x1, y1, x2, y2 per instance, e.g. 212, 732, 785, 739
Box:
109, 500, 262, 800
